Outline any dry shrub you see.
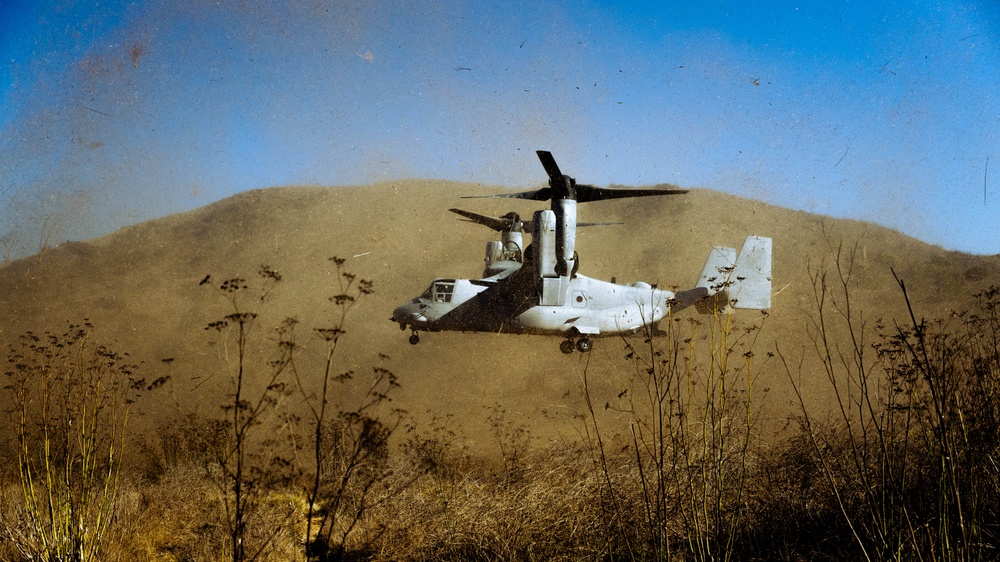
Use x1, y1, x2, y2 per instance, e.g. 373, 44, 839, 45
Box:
741, 422, 857, 561
101, 466, 305, 562
134, 414, 231, 481
368, 442, 613, 561
3, 323, 139, 562
780, 243, 1000, 560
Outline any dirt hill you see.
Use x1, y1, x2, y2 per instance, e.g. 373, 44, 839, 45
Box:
2, 181, 997, 447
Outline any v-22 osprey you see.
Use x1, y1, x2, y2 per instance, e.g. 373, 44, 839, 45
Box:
391, 150, 772, 354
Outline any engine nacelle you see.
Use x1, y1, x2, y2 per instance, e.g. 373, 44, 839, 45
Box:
533, 209, 558, 278
532, 209, 568, 306
502, 231, 523, 259
555, 198, 577, 276
485, 241, 504, 267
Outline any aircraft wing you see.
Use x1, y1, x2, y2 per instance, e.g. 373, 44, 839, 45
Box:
451, 208, 620, 230
437, 264, 538, 333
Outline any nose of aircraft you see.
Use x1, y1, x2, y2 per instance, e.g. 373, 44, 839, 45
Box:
392, 302, 428, 328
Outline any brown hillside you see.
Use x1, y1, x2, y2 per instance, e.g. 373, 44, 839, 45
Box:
1, 181, 998, 446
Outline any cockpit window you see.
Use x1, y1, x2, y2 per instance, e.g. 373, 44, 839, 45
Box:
434, 282, 455, 303
421, 280, 456, 303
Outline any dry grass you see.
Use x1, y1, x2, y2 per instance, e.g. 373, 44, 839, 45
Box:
0, 466, 308, 562
1, 409, 998, 561
369, 443, 613, 561
1, 441, 629, 562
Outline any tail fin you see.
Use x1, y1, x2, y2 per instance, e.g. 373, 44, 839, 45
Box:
696, 246, 738, 294
729, 236, 771, 309
691, 236, 772, 312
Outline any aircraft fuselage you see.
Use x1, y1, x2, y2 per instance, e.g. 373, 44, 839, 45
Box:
392, 268, 671, 338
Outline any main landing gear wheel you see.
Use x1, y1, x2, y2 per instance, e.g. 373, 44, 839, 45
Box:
561, 337, 593, 354
409, 333, 420, 345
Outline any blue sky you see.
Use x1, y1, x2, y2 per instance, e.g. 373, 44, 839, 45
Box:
1, 0, 999, 256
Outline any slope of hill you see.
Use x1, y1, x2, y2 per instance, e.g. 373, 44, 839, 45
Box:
2, 181, 997, 445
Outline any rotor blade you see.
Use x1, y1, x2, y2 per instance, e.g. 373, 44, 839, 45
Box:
536, 150, 562, 181
449, 208, 534, 232
460, 187, 553, 201
578, 221, 625, 227
448, 208, 510, 231
575, 184, 688, 202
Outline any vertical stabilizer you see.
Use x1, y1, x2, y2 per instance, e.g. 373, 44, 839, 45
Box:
696, 246, 737, 292
688, 236, 772, 313
729, 236, 772, 309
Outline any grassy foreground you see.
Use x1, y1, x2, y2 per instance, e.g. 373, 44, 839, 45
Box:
3, 255, 1000, 561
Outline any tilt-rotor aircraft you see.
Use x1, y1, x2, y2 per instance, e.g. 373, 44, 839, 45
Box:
392, 151, 772, 353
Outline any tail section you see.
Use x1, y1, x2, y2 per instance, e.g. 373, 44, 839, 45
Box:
728, 235, 772, 309
674, 236, 771, 313
696, 246, 738, 294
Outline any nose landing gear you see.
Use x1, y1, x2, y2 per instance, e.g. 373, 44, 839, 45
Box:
409, 332, 420, 345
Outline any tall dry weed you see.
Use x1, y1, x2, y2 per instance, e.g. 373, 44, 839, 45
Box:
2, 323, 140, 562
780, 241, 1000, 560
